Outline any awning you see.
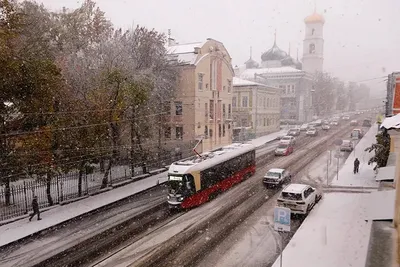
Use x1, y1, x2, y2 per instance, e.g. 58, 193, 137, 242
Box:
375, 166, 396, 181
381, 113, 400, 130
366, 189, 395, 221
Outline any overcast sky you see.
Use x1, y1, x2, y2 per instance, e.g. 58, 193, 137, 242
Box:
40, 0, 400, 97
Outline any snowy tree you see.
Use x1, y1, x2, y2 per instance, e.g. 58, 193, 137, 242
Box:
312, 72, 335, 116
365, 130, 390, 170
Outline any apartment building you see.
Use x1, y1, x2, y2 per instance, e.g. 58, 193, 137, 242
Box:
167, 38, 234, 153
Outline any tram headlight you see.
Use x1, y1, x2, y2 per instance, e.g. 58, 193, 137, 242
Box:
178, 197, 184, 201
167, 195, 170, 199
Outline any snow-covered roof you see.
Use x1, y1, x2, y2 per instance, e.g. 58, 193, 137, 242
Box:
375, 166, 396, 181
366, 189, 395, 221
283, 183, 308, 193
168, 143, 255, 174
268, 168, 285, 173
167, 41, 205, 65
239, 67, 302, 79
232, 77, 266, 87
381, 114, 400, 130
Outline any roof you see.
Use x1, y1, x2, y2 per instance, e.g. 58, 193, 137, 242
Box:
239, 67, 302, 79
304, 12, 325, 24
381, 113, 400, 130
261, 42, 288, 62
283, 183, 309, 193
268, 168, 285, 173
168, 143, 255, 174
232, 77, 266, 87
167, 41, 205, 65
375, 166, 396, 181
366, 190, 395, 221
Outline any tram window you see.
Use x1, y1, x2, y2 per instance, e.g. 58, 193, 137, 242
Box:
184, 174, 195, 193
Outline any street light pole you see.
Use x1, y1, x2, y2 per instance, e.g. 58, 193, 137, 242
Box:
280, 231, 284, 267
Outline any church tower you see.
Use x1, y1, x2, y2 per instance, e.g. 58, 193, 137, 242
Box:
302, 10, 325, 74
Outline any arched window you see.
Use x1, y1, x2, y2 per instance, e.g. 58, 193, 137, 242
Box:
311, 28, 315, 35
309, 43, 316, 54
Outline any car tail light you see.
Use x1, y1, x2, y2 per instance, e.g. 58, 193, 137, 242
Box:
297, 201, 305, 204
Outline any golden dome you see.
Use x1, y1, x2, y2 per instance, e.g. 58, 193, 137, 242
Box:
304, 12, 325, 24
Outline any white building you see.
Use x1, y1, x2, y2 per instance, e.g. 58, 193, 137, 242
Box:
232, 77, 280, 140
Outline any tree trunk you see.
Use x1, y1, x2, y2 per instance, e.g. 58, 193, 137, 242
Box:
46, 172, 54, 206
100, 159, 112, 189
4, 177, 11, 206
100, 159, 105, 172
78, 162, 85, 197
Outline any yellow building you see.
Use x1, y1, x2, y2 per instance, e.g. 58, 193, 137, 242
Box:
167, 38, 234, 153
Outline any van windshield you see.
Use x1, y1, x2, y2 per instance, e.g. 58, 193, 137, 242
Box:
267, 172, 281, 178
282, 192, 303, 201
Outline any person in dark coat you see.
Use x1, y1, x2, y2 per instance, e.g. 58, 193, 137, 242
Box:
29, 196, 41, 221
354, 158, 360, 174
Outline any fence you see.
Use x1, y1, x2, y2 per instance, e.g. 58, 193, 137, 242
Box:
0, 164, 134, 222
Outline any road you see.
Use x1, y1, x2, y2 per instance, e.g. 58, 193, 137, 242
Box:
0, 120, 361, 267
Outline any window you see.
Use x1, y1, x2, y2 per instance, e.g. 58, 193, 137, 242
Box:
209, 100, 214, 119
198, 73, 204, 90
205, 103, 208, 119
309, 43, 316, 54
232, 97, 237, 107
223, 85, 226, 91
263, 118, 266, 126
242, 96, 248, 107
267, 98, 270, 108
219, 124, 222, 137
209, 128, 213, 138
175, 101, 182, 115
227, 80, 232, 93
263, 97, 266, 108
291, 85, 295, 93
176, 127, 183, 139
165, 127, 171, 139
228, 104, 231, 115
204, 125, 208, 138
223, 124, 226, 137
311, 28, 315, 35
222, 104, 226, 118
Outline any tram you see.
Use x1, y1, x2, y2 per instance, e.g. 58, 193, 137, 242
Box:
167, 143, 256, 209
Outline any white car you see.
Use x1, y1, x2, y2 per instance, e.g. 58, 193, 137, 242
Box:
263, 168, 291, 187
276, 183, 322, 215
280, 135, 296, 145
300, 124, 308, 131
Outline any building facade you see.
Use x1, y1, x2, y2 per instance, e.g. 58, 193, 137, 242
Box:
233, 11, 325, 124
167, 38, 234, 153
232, 77, 280, 140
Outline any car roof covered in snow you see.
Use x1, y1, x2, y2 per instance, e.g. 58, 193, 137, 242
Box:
268, 168, 285, 173
283, 183, 309, 194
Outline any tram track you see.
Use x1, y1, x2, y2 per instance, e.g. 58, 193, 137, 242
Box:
89, 122, 355, 267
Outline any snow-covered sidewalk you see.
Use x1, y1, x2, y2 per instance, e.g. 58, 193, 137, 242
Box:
0, 171, 168, 248
272, 125, 379, 267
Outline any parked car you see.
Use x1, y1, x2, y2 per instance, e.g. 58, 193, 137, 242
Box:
306, 127, 318, 136
300, 124, 308, 131
362, 119, 372, 127
280, 135, 296, 145
263, 168, 291, 187
340, 140, 354, 152
275, 143, 294, 156
350, 120, 358, 126
287, 128, 300, 136
351, 129, 364, 139
276, 183, 322, 215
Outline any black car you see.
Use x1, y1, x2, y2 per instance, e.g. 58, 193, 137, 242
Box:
362, 119, 372, 127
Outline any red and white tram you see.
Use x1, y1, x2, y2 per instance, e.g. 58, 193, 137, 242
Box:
167, 143, 256, 209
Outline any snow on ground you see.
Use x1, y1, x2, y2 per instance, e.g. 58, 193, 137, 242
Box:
271, 193, 372, 267
249, 130, 288, 148
331, 125, 379, 187
0, 171, 168, 248
271, 125, 379, 267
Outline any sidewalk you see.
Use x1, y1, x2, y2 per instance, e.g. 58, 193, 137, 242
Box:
0, 171, 167, 248
272, 125, 379, 267
249, 129, 287, 148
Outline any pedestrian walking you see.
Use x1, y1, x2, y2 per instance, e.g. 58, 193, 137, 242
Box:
353, 158, 360, 174
29, 196, 42, 221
